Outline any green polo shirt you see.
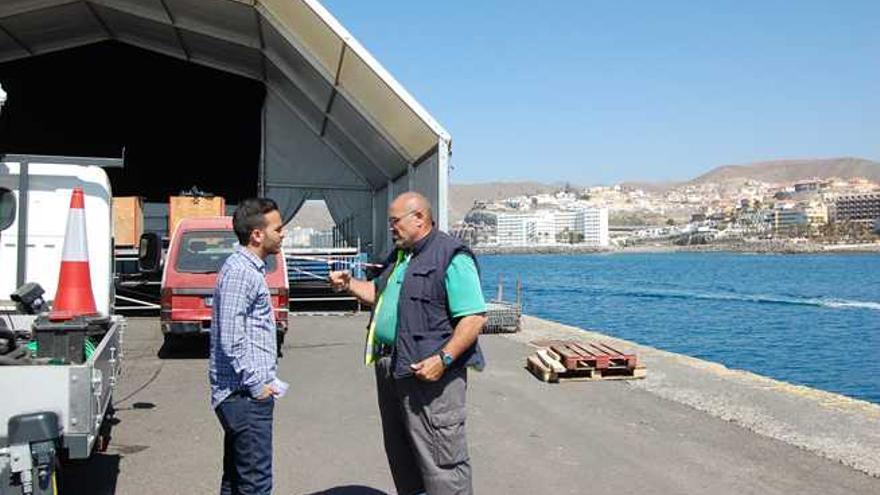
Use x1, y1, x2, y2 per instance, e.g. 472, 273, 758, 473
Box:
373, 253, 486, 345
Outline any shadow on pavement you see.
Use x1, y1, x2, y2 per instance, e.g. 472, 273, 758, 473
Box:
60, 453, 121, 495
305, 487, 389, 495
157, 334, 209, 359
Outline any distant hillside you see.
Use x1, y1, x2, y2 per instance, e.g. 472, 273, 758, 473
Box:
618, 181, 679, 193
449, 181, 576, 224
690, 157, 880, 184
292, 157, 880, 228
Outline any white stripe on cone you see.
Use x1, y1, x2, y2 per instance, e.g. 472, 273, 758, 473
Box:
62, 207, 89, 262
50, 187, 98, 320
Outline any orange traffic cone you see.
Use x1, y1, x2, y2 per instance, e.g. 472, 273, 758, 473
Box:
49, 187, 98, 321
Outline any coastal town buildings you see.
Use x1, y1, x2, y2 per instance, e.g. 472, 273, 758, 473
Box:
833, 193, 880, 226
454, 175, 879, 248
495, 207, 610, 247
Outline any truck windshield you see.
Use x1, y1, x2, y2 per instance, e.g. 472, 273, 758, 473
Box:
175, 230, 278, 274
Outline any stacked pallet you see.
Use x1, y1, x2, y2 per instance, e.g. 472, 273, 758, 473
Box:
169, 195, 226, 238
527, 340, 646, 383
112, 196, 144, 247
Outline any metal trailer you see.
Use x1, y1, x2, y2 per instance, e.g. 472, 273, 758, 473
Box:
0, 315, 124, 495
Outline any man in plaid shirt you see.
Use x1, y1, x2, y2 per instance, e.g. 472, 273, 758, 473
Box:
210, 197, 285, 495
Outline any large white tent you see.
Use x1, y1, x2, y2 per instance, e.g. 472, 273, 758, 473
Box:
0, 0, 451, 256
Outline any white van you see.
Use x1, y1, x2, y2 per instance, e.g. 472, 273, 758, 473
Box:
0, 156, 115, 314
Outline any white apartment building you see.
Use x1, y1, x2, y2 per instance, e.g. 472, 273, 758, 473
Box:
496, 211, 555, 245
283, 227, 315, 248
496, 212, 537, 245
582, 207, 610, 246
496, 207, 609, 247
534, 210, 556, 245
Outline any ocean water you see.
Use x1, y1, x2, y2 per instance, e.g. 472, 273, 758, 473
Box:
478, 252, 880, 404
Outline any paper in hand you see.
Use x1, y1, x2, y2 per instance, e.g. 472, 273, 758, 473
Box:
271, 378, 290, 398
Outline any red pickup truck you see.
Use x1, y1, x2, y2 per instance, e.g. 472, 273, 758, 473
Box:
160, 216, 289, 351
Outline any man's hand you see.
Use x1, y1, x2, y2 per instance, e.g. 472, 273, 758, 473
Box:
254, 384, 277, 400
410, 354, 445, 382
329, 270, 377, 306
328, 270, 351, 292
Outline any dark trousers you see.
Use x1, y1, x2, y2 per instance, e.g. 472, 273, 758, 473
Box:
375, 356, 472, 495
215, 393, 275, 495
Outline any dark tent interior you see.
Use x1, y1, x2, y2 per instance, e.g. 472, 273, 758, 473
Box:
0, 41, 264, 204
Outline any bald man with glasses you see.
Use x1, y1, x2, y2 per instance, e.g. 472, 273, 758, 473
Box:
331, 192, 487, 495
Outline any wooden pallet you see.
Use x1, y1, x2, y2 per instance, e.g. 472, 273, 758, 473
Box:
526, 341, 646, 383
532, 340, 638, 370
527, 356, 647, 382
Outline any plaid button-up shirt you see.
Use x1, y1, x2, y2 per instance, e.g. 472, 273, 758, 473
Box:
209, 246, 277, 408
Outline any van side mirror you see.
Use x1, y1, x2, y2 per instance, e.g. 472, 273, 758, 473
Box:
138, 233, 162, 273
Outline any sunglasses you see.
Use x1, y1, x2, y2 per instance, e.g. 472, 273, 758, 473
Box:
388, 210, 419, 226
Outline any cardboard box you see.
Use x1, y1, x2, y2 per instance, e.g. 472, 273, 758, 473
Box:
112, 196, 144, 247
168, 195, 226, 237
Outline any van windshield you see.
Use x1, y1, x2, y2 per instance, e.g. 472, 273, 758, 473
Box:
175, 230, 278, 274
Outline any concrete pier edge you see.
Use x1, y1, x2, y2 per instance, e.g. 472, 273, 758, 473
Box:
507, 314, 880, 478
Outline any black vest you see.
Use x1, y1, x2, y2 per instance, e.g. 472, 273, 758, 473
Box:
373, 229, 487, 378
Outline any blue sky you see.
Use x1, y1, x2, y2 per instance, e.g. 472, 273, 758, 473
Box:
322, 1, 880, 185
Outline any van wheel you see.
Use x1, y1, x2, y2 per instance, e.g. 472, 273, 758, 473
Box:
276, 331, 285, 358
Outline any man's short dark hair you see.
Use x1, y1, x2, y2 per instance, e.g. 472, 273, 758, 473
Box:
233, 197, 279, 245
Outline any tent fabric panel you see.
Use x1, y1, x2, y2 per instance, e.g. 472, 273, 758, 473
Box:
260, 17, 333, 112
372, 185, 390, 258
266, 186, 314, 225
258, 0, 340, 79
410, 148, 442, 227
182, 30, 262, 80
322, 188, 372, 249
337, 48, 436, 162
91, 0, 170, 24
3, 2, 106, 55
391, 175, 409, 200
93, 5, 185, 60
0, 0, 79, 18
165, 0, 260, 50
264, 60, 325, 134
328, 93, 408, 179
263, 89, 367, 189
0, 25, 29, 62
322, 119, 387, 188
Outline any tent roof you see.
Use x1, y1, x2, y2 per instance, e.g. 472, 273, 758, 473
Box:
0, 0, 451, 190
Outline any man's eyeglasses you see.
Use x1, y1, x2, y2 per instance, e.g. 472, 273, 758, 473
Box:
388, 210, 418, 226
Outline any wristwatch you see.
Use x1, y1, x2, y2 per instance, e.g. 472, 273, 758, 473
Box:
437, 350, 454, 368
